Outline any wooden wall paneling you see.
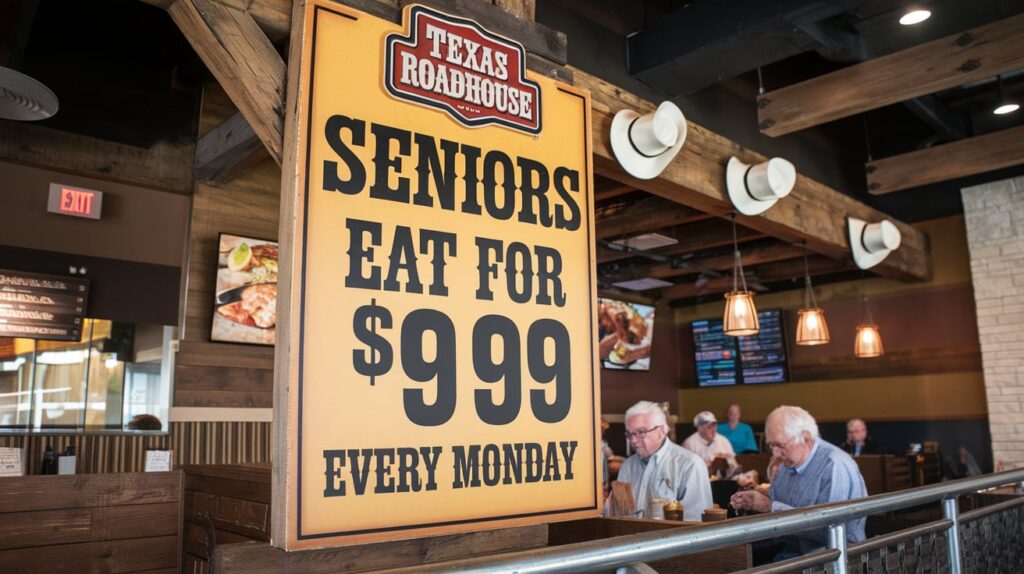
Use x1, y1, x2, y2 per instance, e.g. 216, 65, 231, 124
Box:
0, 537, 179, 574
168, 0, 286, 164
0, 472, 181, 512
213, 525, 550, 574
757, 13, 1024, 137
866, 124, 1024, 195
175, 84, 279, 408
0, 472, 182, 574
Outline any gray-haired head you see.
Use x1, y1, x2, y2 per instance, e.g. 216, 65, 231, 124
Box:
625, 400, 668, 431
766, 405, 819, 444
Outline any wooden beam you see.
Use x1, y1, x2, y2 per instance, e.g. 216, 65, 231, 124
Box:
194, 111, 271, 185
594, 179, 636, 202
603, 241, 804, 283
757, 13, 1024, 136
574, 67, 931, 282
596, 197, 711, 240
0, 120, 194, 194
143, 0, 294, 41
866, 124, 1024, 195
168, 0, 286, 164
661, 255, 848, 302
597, 219, 765, 264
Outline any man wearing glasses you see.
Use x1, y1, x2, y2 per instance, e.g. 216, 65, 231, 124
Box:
615, 401, 712, 521
731, 405, 867, 559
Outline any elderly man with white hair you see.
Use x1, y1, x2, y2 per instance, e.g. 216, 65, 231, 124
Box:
731, 406, 867, 557
616, 401, 713, 521
681, 410, 738, 478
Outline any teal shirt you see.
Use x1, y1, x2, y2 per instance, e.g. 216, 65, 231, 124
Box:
717, 422, 758, 453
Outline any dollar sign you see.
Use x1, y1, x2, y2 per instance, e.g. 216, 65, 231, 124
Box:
353, 298, 393, 386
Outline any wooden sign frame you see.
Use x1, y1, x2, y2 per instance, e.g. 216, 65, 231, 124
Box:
273, 0, 599, 550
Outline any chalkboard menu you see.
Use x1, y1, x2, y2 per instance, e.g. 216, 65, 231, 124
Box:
0, 269, 89, 342
692, 309, 789, 386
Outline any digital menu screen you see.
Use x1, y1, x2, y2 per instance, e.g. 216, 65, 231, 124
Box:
738, 310, 789, 384
0, 269, 89, 342
692, 309, 789, 386
692, 318, 738, 386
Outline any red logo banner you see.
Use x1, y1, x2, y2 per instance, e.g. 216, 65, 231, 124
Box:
385, 5, 542, 134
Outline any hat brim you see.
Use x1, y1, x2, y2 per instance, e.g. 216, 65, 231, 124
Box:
726, 157, 780, 216
848, 216, 893, 270
610, 104, 687, 180
0, 66, 58, 121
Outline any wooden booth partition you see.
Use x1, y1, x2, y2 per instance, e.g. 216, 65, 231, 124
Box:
0, 471, 182, 574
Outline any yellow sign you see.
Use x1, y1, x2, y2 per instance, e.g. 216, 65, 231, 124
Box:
281, 1, 598, 549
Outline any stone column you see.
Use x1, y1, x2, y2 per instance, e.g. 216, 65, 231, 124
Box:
962, 176, 1024, 470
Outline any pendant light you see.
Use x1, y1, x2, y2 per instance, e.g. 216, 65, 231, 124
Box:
723, 214, 759, 336
795, 245, 830, 346
854, 295, 884, 358
993, 75, 1019, 116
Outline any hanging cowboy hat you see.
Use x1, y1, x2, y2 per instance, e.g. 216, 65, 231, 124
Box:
726, 157, 796, 216
610, 101, 687, 180
0, 65, 58, 121
848, 217, 901, 270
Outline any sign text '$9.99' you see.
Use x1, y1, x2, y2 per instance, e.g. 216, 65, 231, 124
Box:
353, 298, 571, 427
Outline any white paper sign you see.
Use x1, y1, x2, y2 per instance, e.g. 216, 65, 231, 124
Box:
0, 447, 22, 477
58, 455, 76, 475
144, 450, 172, 472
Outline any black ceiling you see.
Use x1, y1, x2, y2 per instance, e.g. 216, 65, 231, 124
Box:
539, 0, 1024, 222
6, 0, 1024, 222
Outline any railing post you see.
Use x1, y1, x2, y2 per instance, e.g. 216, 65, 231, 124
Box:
827, 523, 848, 574
943, 496, 963, 574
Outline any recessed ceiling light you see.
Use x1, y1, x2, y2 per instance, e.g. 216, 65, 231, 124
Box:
899, 9, 931, 25
994, 103, 1020, 115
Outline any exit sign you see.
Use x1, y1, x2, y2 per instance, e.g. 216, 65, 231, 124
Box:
47, 183, 104, 220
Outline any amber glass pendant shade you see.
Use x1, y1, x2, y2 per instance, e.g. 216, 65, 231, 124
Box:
724, 291, 760, 336
796, 307, 830, 346
854, 323, 884, 358
795, 262, 830, 345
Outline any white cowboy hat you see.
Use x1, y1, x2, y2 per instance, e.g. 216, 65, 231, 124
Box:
0, 66, 58, 121
610, 101, 687, 180
848, 217, 901, 269
726, 157, 796, 216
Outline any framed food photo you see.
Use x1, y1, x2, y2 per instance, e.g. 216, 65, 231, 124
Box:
597, 297, 656, 371
210, 233, 279, 346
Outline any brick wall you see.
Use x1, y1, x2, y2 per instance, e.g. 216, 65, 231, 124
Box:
962, 176, 1024, 470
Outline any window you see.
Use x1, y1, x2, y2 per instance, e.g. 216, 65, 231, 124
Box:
0, 319, 173, 433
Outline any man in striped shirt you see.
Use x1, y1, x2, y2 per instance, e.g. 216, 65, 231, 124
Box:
731, 405, 867, 558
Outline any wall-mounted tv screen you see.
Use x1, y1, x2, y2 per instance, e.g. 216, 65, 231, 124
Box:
692, 309, 789, 386
598, 298, 655, 371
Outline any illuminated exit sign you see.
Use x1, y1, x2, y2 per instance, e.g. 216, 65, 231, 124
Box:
47, 183, 104, 220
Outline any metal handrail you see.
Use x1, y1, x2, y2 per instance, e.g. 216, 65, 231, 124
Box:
366, 469, 1024, 574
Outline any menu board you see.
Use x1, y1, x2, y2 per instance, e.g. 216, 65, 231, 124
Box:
692, 309, 789, 386
738, 309, 789, 384
692, 318, 738, 386
0, 269, 89, 342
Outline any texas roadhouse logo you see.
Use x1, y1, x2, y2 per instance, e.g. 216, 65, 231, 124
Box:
384, 5, 542, 134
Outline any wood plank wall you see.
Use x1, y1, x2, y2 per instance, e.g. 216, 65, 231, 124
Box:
0, 471, 182, 574
0, 421, 270, 475
175, 85, 280, 408
181, 464, 272, 573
